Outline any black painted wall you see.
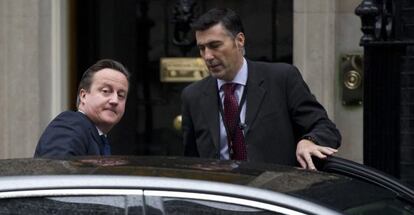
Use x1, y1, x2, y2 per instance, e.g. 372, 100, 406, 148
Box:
357, 0, 414, 185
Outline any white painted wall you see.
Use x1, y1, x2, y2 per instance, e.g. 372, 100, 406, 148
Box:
0, 0, 68, 158
293, 0, 363, 163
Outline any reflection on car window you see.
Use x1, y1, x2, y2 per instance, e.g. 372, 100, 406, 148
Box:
160, 197, 285, 215
0, 196, 144, 215
49, 196, 126, 208
345, 198, 414, 215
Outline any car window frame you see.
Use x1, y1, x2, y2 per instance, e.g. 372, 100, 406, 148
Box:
145, 190, 307, 215
317, 156, 414, 202
0, 175, 343, 215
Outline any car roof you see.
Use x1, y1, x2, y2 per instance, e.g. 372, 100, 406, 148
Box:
0, 156, 409, 212
0, 156, 342, 191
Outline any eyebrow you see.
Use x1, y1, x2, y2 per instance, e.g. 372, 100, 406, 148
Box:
99, 83, 128, 92
197, 40, 222, 46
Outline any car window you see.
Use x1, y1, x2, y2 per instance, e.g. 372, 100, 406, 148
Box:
287, 173, 414, 215
145, 191, 307, 215
0, 195, 144, 215
160, 197, 284, 215
344, 198, 414, 215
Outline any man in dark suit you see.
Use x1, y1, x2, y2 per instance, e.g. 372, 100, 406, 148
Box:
34, 59, 130, 157
181, 8, 341, 169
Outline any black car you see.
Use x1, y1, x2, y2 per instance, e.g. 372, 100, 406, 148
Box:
0, 156, 412, 215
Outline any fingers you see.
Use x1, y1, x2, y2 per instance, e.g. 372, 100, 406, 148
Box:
297, 152, 316, 170
297, 155, 307, 169
308, 146, 337, 161
321, 147, 338, 154
297, 147, 337, 170
296, 139, 339, 170
305, 155, 316, 170
310, 150, 327, 159
316, 146, 338, 157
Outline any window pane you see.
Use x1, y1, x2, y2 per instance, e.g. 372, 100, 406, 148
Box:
345, 198, 414, 215
159, 197, 286, 215
0, 195, 144, 215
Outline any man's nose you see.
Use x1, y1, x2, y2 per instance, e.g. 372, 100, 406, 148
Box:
203, 48, 214, 61
109, 93, 119, 104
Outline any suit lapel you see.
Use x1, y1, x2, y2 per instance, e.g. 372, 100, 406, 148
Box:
245, 61, 266, 135
78, 111, 102, 155
91, 130, 103, 154
200, 77, 220, 150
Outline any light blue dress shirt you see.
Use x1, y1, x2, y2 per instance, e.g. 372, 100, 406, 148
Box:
217, 58, 248, 160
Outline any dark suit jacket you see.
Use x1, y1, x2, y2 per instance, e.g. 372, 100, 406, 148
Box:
34, 111, 104, 158
181, 60, 341, 166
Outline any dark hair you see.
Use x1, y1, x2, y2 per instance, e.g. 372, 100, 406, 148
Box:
76, 59, 130, 107
191, 8, 244, 38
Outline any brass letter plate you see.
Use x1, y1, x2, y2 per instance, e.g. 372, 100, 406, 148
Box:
160, 57, 209, 82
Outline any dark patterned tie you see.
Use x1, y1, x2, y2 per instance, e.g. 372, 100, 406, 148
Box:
223, 83, 247, 160
100, 135, 111, 156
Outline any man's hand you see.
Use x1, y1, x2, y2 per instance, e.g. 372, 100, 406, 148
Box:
296, 139, 338, 170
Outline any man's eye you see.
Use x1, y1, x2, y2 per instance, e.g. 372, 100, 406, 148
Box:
118, 93, 126, 99
198, 45, 205, 51
101, 89, 110, 94
208, 43, 221, 49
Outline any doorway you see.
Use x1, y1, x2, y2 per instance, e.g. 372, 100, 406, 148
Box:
73, 0, 293, 156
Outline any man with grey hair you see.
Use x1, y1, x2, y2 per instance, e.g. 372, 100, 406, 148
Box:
34, 59, 130, 157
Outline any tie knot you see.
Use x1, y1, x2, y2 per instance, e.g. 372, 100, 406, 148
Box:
223, 83, 237, 94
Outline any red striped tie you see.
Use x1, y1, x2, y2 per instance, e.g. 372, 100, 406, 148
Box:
223, 83, 247, 160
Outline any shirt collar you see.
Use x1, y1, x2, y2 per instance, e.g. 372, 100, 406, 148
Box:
217, 58, 247, 90
96, 127, 105, 136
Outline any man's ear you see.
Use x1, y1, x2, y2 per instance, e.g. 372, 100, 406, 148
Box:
235, 32, 245, 49
79, 89, 87, 104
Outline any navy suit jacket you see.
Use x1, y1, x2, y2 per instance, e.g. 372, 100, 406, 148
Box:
181, 60, 341, 166
34, 111, 104, 158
